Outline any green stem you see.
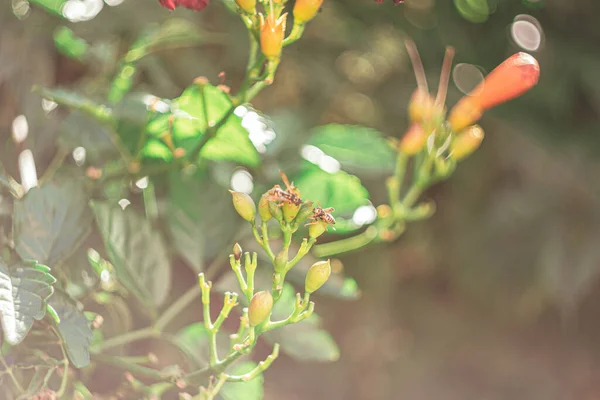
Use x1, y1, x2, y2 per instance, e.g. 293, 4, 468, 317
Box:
154, 285, 201, 332
402, 185, 423, 208
93, 354, 170, 382
313, 226, 379, 258
283, 23, 305, 46
39, 147, 69, 185
252, 224, 275, 260
142, 179, 159, 223
388, 152, 408, 206
90, 327, 158, 353
286, 238, 315, 270
53, 327, 70, 398
0, 352, 24, 393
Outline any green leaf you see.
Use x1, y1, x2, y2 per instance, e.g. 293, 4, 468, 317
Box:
47, 289, 94, 368
0, 260, 56, 345
175, 323, 210, 369
167, 169, 239, 272
53, 26, 89, 61
143, 83, 260, 167
91, 201, 172, 308
293, 163, 371, 234
263, 322, 339, 363
306, 124, 395, 174
219, 362, 264, 400
35, 87, 113, 123
13, 180, 92, 266
60, 112, 117, 165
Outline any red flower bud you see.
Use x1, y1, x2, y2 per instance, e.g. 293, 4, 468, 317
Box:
159, 0, 208, 11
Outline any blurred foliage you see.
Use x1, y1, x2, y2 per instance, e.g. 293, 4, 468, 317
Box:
1, 0, 600, 399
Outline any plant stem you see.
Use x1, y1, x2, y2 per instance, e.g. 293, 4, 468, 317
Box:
92, 354, 170, 382
90, 327, 158, 353
313, 226, 379, 258
0, 352, 24, 393
154, 286, 201, 332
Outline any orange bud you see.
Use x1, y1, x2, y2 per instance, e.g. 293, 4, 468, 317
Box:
450, 125, 485, 161
235, 0, 255, 14
248, 291, 273, 326
399, 123, 428, 155
293, 0, 323, 24
408, 89, 442, 123
259, 13, 287, 60
448, 53, 539, 131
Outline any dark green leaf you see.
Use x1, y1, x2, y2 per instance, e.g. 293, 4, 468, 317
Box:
91, 201, 172, 308
167, 169, 239, 272
0, 260, 56, 345
60, 112, 117, 165
293, 163, 371, 234
306, 124, 395, 174
13, 180, 92, 266
48, 289, 94, 368
219, 362, 264, 400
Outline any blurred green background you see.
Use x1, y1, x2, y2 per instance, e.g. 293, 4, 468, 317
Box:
3, 0, 600, 398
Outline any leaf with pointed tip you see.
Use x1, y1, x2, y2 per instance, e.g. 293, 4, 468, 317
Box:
48, 290, 94, 368
0, 260, 56, 345
91, 201, 172, 308
13, 180, 92, 267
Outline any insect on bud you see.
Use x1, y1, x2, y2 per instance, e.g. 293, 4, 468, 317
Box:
305, 260, 331, 294
235, 0, 255, 14
233, 243, 243, 261
308, 220, 328, 239
399, 123, 428, 155
248, 291, 273, 326
282, 202, 301, 223
230, 191, 256, 222
259, 13, 287, 60
449, 125, 485, 161
295, 201, 315, 224
293, 0, 323, 24
258, 194, 272, 222
274, 248, 288, 272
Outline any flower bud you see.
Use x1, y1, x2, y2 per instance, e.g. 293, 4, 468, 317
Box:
448, 53, 539, 132
282, 202, 300, 223
233, 243, 243, 261
450, 125, 485, 161
293, 0, 323, 24
408, 89, 443, 123
308, 220, 328, 239
399, 123, 428, 155
259, 13, 287, 60
235, 0, 255, 14
230, 190, 256, 222
274, 248, 288, 272
305, 260, 331, 294
248, 291, 273, 326
258, 194, 272, 222
268, 201, 283, 223
295, 202, 314, 223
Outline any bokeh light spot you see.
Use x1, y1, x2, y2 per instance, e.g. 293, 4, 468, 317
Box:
511, 15, 543, 51
230, 169, 254, 194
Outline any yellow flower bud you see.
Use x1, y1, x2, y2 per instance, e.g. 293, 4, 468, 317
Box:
235, 0, 255, 14
408, 89, 444, 123
308, 220, 328, 239
293, 0, 323, 24
305, 260, 331, 294
258, 194, 272, 222
230, 190, 256, 222
248, 291, 273, 326
268, 201, 283, 223
259, 12, 287, 60
295, 201, 315, 224
450, 125, 485, 161
399, 123, 428, 155
282, 202, 300, 223
447, 97, 484, 133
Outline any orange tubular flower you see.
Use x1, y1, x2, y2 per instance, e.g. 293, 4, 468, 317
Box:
293, 0, 323, 24
259, 12, 287, 60
448, 52, 540, 132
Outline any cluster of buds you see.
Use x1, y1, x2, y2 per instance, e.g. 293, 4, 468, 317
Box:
230, 171, 335, 299
397, 46, 540, 164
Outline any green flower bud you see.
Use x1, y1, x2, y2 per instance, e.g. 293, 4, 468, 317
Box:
248, 291, 273, 326
268, 201, 283, 223
233, 243, 243, 261
309, 220, 328, 239
230, 190, 256, 222
258, 194, 272, 222
274, 248, 288, 272
295, 201, 314, 223
282, 202, 300, 223
305, 260, 331, 294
